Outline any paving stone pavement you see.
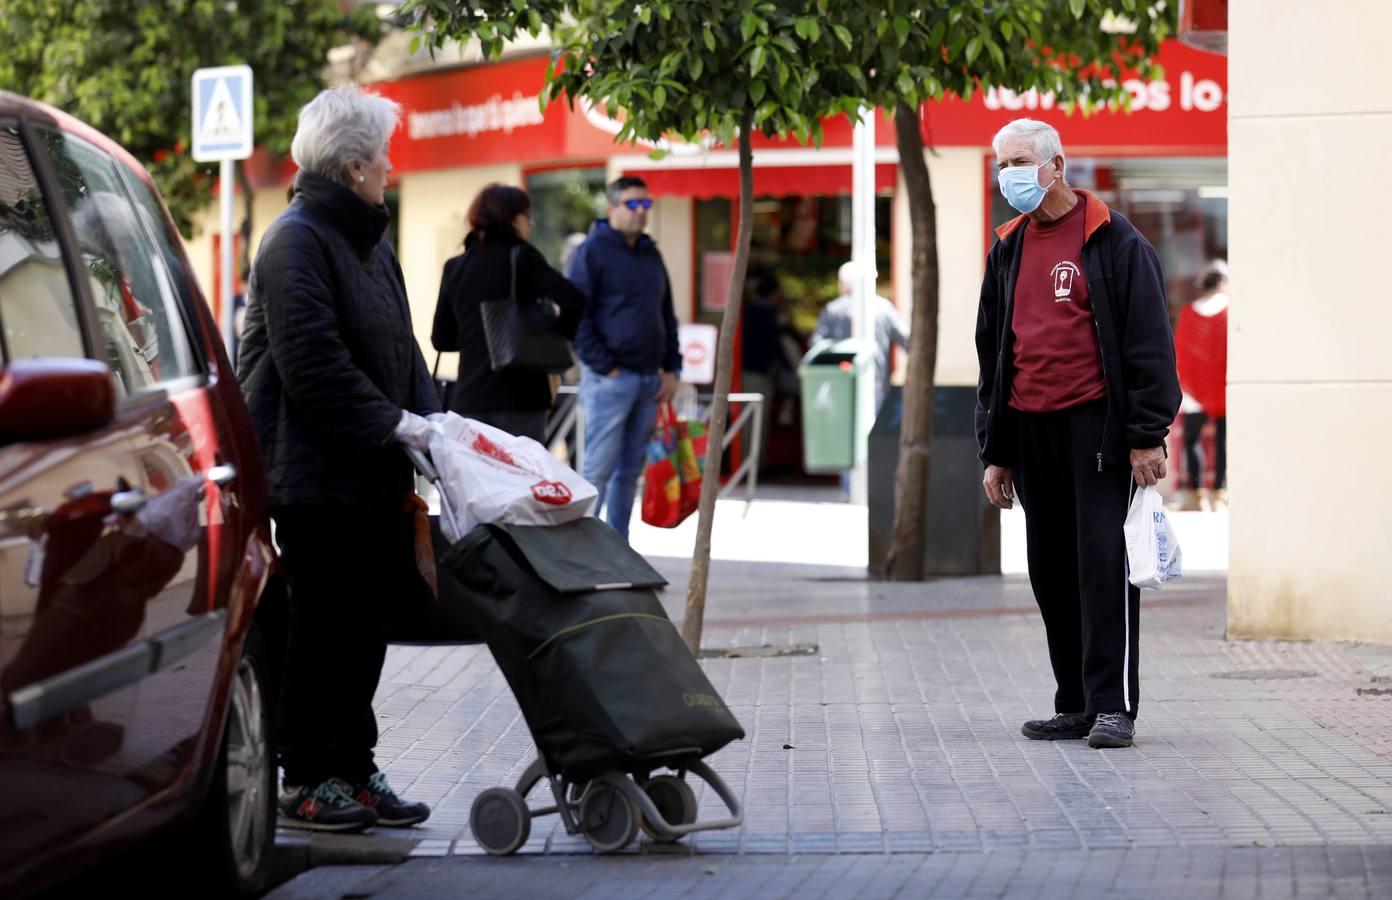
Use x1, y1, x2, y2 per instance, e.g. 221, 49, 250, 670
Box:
268, 844, 1392, 899
268, 561, 1392, 897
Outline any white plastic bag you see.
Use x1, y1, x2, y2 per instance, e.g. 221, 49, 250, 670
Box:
427, 412, 597, 542
1123, 485, 1183, 589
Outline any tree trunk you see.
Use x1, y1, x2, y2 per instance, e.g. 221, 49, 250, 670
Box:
681, 106, 755, 653
879, 103, 940, 581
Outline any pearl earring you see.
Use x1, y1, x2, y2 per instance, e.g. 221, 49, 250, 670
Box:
357, 175, 365, 184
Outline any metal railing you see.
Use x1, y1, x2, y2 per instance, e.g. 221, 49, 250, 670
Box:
547, 386, 765, 511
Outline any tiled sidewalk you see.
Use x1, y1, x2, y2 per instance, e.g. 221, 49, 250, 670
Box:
271, 844, 1392, 900
356, 567, 1392, 857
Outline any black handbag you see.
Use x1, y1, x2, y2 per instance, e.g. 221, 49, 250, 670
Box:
479, 245, 575, 374
431, 352, 457, 410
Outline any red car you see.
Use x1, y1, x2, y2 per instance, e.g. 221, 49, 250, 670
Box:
0, 93, 279, 897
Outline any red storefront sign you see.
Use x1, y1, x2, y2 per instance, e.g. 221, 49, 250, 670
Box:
372, 55, 569, 172
245, 39, 1224, 188
920, 40, 1226, 155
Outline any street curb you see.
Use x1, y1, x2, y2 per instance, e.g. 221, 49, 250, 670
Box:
269, 829, 418, 892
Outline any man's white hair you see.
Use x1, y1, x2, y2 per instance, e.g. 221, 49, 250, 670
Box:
838, 261, 860, 290
991, 118, 1064, 165
291, 85, 401, 186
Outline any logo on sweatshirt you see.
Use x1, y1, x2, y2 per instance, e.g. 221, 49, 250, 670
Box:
1051, 261, 1082, 301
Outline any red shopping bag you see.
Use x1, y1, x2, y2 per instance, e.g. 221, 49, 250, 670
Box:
641, 404, 706, 528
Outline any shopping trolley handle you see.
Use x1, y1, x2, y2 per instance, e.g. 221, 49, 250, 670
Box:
402, 444, 439, 483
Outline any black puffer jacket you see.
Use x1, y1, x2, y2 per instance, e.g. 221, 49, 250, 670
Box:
238, 172, 439, 509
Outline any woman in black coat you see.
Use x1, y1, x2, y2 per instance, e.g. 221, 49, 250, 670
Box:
238, 85, 436, 834
431, 184, 585, 443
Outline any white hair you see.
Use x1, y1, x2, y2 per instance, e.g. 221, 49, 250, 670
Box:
838, 261, 860, 290
991, 118, 1064, 165
290, 85, 401, 186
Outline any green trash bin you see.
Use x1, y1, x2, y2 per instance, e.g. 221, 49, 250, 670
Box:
798, 338, 876, 473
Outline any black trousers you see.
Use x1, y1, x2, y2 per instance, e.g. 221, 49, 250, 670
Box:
460, 409, 547, 444
1182, 412, 1226, 490
1013, 399, 1140, 719
273, 501, 416, 787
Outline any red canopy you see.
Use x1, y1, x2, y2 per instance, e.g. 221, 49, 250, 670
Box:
628, 163, 897, 198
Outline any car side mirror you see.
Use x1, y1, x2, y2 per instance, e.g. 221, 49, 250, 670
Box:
0, 358, 116, 442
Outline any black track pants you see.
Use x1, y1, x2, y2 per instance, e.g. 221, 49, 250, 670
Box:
1012, 399, 1141, 719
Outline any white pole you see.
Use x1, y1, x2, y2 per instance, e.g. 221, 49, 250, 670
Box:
849, 106, 876, 506
220, 158, 236, 353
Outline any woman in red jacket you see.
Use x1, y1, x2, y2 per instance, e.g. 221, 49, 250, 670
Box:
1173, 260, 1229, 510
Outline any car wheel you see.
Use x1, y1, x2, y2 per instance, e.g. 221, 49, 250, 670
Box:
185, 622, 276, 898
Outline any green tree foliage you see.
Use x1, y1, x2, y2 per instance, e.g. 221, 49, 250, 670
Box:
405, 0, 1177, 635
0, 0, 383, 236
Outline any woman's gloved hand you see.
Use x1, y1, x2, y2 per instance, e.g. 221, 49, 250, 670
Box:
394, 410, 435, 450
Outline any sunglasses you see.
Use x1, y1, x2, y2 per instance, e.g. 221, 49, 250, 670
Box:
622, 198, 654, 211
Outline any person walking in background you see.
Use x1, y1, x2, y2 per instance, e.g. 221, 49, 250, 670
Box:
565, 176, 681, 540
812, 260, 910, 413
431, 184, 585, 443
238, 85, 438, 833
975, 118, 1180, 750
741, 270, 799, 450
1172, 259, 1229, 511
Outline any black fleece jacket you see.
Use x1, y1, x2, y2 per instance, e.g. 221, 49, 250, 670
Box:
975, 190, 1181, 471
238, 172, 439, 509
431, 234, 584, 414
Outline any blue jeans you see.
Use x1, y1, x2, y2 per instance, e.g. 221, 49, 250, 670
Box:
579, 366, 661, 540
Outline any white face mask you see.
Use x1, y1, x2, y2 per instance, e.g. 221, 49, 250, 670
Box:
999, 158, 1059, 214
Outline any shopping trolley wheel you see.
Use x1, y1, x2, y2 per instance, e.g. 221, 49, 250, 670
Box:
639, 775, 698, 842
470, 787, 531, 856
579, 782, 639, 853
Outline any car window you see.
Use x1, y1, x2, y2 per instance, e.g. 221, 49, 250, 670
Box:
34, 127, 196, 397
0, 123, 84, 364
115, 164, 206, 369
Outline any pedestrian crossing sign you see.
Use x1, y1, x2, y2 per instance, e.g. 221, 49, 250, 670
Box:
192, 65, 254, 162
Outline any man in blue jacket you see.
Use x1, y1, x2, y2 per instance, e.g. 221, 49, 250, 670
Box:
566, 176, 681, 539
976, 119, 1180, 750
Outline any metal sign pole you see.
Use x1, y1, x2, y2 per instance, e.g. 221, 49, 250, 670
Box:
220, 159, 235, 353
849, 107, 876, 507
192, 63, 253, 359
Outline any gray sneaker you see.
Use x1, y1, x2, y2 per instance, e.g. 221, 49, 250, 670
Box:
1087, 712, 1136, 748
1021, 712, 1090, 741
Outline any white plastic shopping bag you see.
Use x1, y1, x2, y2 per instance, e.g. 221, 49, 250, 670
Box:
427, 412, 597, 542
1123, 485, 1183, 589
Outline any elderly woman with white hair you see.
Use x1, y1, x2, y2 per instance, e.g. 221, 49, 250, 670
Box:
238, 85, 437, 833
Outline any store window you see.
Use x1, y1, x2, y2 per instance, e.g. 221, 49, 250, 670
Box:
988, 156, 1228, 311
525, 167, 607, 269
696, 194, 892, 335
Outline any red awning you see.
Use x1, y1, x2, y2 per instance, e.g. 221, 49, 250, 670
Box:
629, 163, 897, 198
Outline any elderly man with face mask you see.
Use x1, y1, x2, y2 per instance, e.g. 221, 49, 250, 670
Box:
975, 119, 1180, 750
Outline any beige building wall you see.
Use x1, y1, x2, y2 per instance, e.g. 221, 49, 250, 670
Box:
892, 148, 987, 389
397, 164, 521, 379
184, 186, 291, 310
1227, 0, 1392, 642
646, 197, 694, 323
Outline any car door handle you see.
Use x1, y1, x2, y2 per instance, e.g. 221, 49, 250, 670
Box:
208, 463, 237, 488
110, 489, 148, 515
